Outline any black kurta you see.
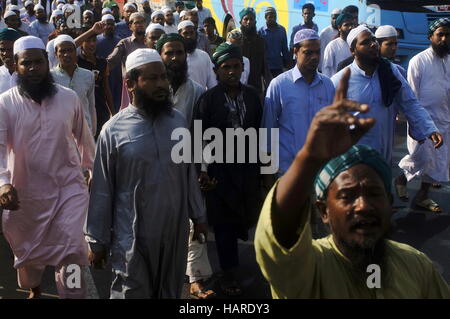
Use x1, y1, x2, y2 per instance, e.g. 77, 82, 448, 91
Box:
194, 83, 263, 240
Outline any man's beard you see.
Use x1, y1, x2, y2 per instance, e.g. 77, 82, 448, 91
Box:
339, 237, 387, 276
431, 42, 449, 58
241, 24, 257, 37
135, 30, 145, 37
134, 87, 173, 118
184, 38, 197, 53
17, 71, 57, 102
357, 51, 380, 67
166, 59, 188, 89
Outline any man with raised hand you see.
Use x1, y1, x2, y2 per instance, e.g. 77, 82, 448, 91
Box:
255, 69, 450, 298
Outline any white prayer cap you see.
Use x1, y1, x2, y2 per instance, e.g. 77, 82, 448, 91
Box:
129, 12, 144, 22
57, 4, 64, 10
13, 35, 45, 55
151, 10, 164, 19
24, 0, 33, 7
179, 10, 187, 19
83, 10, 94, 16
8, 5, 19, 11
101, 14, 115, 22
125, 48, 162, 73
51, 9, 63, 19
54, 34, 75, 49
331, 8, 342, 15
63, 4, 75, 12
123, 3, 136, 11
177, 20, 194, 31
162, 7, 172, 14
102, 8, 112, 14
4, 11, 17, 19
347, 25, 372, 47
34, 4, 45, 11
375, 25, 398, 39
146, 23, 165, 34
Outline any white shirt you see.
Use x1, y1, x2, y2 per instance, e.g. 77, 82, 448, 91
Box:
241, 56, 250, 85
194, 7, 212, 27
399, 48, 450, 182
164, 23, 178, 34
0, 65, 17, 95
51, 65, 97, 136
322, 37, 351, 78
187, 49, 217, 89
319, 25, 338, 71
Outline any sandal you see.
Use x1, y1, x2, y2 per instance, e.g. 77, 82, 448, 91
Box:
220, 278, 242, 297
415, 198, 442, 213
394, 183, 409, 202
190, 289, 216, 299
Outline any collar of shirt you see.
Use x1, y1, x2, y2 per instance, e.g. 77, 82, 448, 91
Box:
350, 60, 379, 79
291, 66, 322, 86
55, 64, 79, 77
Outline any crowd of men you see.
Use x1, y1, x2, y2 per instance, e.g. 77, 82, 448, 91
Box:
0, 0, 448, 299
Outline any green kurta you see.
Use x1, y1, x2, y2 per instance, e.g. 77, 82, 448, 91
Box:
255, 183, 450, 299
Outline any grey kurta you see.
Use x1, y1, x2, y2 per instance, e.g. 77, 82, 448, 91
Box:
85, 104, 206, 299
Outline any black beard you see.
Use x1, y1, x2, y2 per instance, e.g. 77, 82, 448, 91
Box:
339, 237, 387, 276
241, 25, 257, 37
357, 52, 380, 67
166, 59, 188, 89
184, 38, 197, 53
17, 72, 57, 103
134, 87, 173, 118
431, 42, 449, 58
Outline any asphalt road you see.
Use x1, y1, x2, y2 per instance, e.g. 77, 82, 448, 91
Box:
0, 119, 448, 299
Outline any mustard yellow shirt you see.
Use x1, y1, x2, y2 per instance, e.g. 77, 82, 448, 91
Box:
255, 184, 450, 299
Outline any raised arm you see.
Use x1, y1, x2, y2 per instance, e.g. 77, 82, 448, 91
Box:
272, 69, 375, 248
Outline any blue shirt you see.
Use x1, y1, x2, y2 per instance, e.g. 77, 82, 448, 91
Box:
331, 61, 437, 164
258, 24, 290, 70
115, 21, 132, 39
262, 67, 335, 175
289, 23, 318, 50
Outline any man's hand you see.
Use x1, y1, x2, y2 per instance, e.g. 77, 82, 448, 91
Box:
0, 184, 20, 210
88, 249, 107, 269
302, 68, 376, 163
83, 170, 91, 187
192, 222, 208, 243
198, 172, 217, 192
91, 21, 106, 35
429, 132, 443, 149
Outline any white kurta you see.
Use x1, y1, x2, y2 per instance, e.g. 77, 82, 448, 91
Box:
0, 84, 95, 269
0, 66, 17, 95
164, 24, 178, 34
319, 25, 338, 71
187, 48, 217, 89
241, 56, 250, 85
322, 37, 351, 78
399, 48, 450, 182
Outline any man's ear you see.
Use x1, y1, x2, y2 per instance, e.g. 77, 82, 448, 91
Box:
126, 78, 136, 93
315, 200, 329, 224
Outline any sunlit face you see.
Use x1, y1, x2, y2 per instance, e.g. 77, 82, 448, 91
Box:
55, 41, 77, 68
379, 36, 398, 59
145, 29, 165, 49
319, 164, 391, 251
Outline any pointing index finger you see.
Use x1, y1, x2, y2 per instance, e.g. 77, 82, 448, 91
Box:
333, 67, 351, 103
